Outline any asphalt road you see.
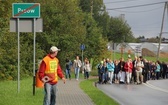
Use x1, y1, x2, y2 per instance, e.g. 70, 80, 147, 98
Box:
97, 79, 168, 105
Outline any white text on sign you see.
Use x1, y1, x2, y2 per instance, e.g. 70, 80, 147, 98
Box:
18, 8, 35, 13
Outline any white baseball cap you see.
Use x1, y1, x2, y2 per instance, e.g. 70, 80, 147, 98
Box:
50, 46, 61, 52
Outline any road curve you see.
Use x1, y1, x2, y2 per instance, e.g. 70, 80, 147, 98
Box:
97, 79, 168, 105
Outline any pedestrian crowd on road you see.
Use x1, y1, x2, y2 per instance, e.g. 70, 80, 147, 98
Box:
97, 56, 168, 85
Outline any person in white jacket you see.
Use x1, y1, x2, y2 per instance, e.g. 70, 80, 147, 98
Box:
73, 56, 82, 80
84, 60, 91, 79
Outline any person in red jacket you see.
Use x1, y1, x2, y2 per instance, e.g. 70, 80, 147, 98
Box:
38, 46, 66, 105
124, 58, 133, 84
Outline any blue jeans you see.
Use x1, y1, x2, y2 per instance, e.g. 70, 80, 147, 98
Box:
75, 67, 80, 80
103, 72, 108, 83
85, 71, 89, 79
65, 69, 71, 79
43, 83, 57, 105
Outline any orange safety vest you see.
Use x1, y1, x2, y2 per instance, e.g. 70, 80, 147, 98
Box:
43, 55, 59, 82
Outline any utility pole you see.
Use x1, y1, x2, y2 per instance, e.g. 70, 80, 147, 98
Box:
120, 45, 124, 58
91, 0, 93, 18
156, 2, 167, 60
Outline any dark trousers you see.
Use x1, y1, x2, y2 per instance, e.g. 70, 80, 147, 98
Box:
131, 70, 136, 83
162, 71, 166, 79
151, 72, 155, 80
156, 72, 160, 80
143, 72, 148, 83
85, 71, 89, 79
65, 69, 71, 79
98, 73, 103, 83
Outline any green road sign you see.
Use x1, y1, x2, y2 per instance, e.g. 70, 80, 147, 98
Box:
12, 3, 40, 18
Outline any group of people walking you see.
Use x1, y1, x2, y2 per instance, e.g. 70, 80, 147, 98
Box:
97, 56, 168, 85
65, 56, 92, 80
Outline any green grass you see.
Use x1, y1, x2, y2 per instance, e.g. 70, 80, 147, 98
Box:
80, 79, 119, 105
0, 78, 44, 105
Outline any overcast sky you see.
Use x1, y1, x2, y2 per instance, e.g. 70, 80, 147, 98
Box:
103, 0, 168, 38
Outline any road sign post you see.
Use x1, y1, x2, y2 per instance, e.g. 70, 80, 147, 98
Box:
80, 44, 85, 72
33, 18, 36, 96
11, 3, 41, 95
17, 18, 20, 93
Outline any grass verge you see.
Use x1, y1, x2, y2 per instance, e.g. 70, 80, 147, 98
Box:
80, 79, 119, 105
0, 78, 43, 105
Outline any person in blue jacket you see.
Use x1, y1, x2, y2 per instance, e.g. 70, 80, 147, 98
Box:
155, 61, 161, 80
106, 59, 115, 84
98, 61, 107, 84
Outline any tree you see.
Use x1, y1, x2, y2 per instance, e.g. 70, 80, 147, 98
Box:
107, 17, 134, 43
0, 0, 30, 80
82, 13, 109, 62
36, 0, 87, 65
79, 0, 135, 43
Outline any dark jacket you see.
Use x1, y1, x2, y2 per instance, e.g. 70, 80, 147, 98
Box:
118, 61, 125, 72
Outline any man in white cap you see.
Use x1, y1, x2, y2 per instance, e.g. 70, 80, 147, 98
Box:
38, 46, 66, 105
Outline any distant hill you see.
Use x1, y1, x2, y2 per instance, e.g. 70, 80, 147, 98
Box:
160, 52, 168, 58
142, 48, 156, 57
142, 48, 168, 58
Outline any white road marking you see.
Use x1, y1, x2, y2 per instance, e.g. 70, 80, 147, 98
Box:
143, 82, 168, 93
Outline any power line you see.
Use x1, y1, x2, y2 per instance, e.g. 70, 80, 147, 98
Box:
104, 0, 136, 4
111, 6, 163, 13
105, 1, 166, 10
133, 21, 162, 26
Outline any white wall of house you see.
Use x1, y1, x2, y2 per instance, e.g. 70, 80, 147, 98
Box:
114, 42, 168, 55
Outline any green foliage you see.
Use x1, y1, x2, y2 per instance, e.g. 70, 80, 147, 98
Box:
83, 13, 109, 64
39, 0, 87, 65
107, 17, 134, 43
0, 1, 14, 80
79, 0, 91, 13
0, 0, 45, 80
